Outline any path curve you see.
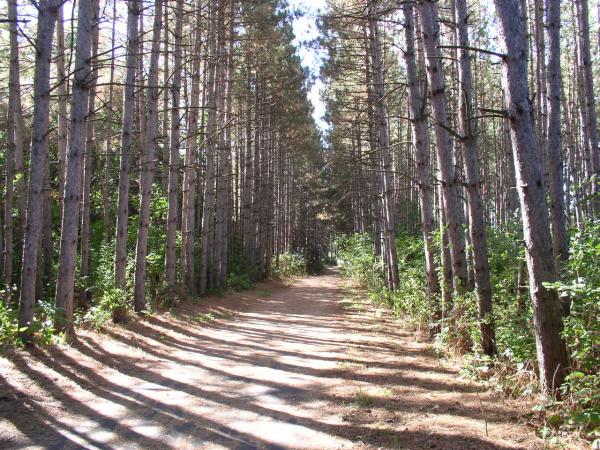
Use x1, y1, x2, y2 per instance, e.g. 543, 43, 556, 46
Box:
1, 269, 546, 449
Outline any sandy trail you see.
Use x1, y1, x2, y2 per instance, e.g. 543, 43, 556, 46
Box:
1, 269, 546, 449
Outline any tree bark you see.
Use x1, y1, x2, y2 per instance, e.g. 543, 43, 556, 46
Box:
165, 0, 184, 286
79, 0, 100, 306
134, 0, 163, 312
57, 6, 68, 209
114, 0, 141, 288
402, 2, 440, 320
182, 0, 203, 296
55, 0, 95, 333
4, 0, 23, 303
18, 0, 61, 340
455, 0, 497, 356
367, 0, 399, 291
575, 0, 600, 214
199, 0, 218, 294
546, 0, 570, 315
416, 0, 469, 292
102, 0, 118, 241
494, 0, 570, 396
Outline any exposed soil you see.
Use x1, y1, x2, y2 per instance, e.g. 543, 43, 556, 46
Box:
0, 269, 565, 449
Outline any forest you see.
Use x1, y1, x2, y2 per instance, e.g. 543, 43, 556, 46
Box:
0, 0, 599, 448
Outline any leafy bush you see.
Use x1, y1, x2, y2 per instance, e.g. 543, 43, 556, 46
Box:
272, 252, 308, 278
77, 241, 132, 328
0, 300, 18, 347
79, 287, 131, 329
228, 273, 253, 291
79, 287, 130, 330
335, 233, 385, 292
335, 232, 432, 329
334, 223, 600, 443
0, 294, 58, 347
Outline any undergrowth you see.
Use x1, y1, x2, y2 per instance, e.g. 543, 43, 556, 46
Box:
334, 222, 600, 446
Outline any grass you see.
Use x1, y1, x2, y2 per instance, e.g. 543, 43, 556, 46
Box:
354, 390, 376, 408
191, 313, 215, 323
337, 360, 365, 370
256, 289, 272, 297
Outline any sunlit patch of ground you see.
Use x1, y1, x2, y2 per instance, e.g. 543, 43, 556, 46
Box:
0, 270, 583, 449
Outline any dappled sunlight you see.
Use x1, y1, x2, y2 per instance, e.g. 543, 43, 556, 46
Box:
0, 270, 546, 449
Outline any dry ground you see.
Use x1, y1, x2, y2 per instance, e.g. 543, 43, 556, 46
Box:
0, 269, 567, 449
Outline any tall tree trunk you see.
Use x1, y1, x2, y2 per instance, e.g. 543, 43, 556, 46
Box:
4, 0, 24, 303
165, 0, 184, 285
367, 0, 399, 291
103, 0, 117, 241
57, 6, 68, 209
402, 2, 440, 322
79, 0, 100, 306
182, 0, 203, 296
114, 0, 141, 288
455, 0, 497, 356
417, 0, 469, 292
18, 0, 61, 340
161, 3, 170, 194
55, 0, 95, 333
199, 0, 218, 294
546, 0, 570, 315
494, 0, 570, 396
217, 0, 235, 289
134, 0, 163, 312
576, 0, 600, 214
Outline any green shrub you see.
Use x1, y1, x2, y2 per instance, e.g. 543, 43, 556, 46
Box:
334, 224, 599, 443
272, 252, 307, 278
0, 299, 18, 347
335, 233, 385, 292
228, 273, 254, 291
79, 287, 130, 329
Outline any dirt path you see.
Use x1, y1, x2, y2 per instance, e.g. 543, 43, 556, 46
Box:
1, 269, 549, 449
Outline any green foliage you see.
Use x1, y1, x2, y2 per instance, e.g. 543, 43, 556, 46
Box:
80, 287, 130, 329
353, 390, 376, 408
0, 294, 56, 347
334, 223, 600, 443
543, 223, 600, 439
558, 371, 600, 436
334, 232, 431, 329
29, 300, 58, 345
271, 252, 308, 278
388, 231, 432, 329
147, 190, 171, 299
228, 273, 254, 291
335, 233, 385, 292
191, 312, 215, 323
0, 300, 19, 347
77, 242, 131, 328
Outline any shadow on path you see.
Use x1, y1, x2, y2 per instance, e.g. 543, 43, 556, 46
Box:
1, 269, 542, 449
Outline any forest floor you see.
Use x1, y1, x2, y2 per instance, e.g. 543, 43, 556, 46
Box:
0, 268, 570, 449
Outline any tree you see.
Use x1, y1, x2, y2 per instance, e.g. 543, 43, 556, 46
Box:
3, 0, 24, 303
181, 0, 203, 295
455, 0, 496, 355
401, 1, 440, 323
165, 0, 184, 286
114, 0, 141, 289
133, 0, 163, 312
575, 0, 600, 214
493, 0, 570, 396
366, 0, 399, 291
545, 0, 568, 267
55, 0, 96, 333
416, 0, 469, 292
18, 0, 62, 340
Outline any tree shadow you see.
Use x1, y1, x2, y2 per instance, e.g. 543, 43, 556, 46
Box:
1, 270, 534, 449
